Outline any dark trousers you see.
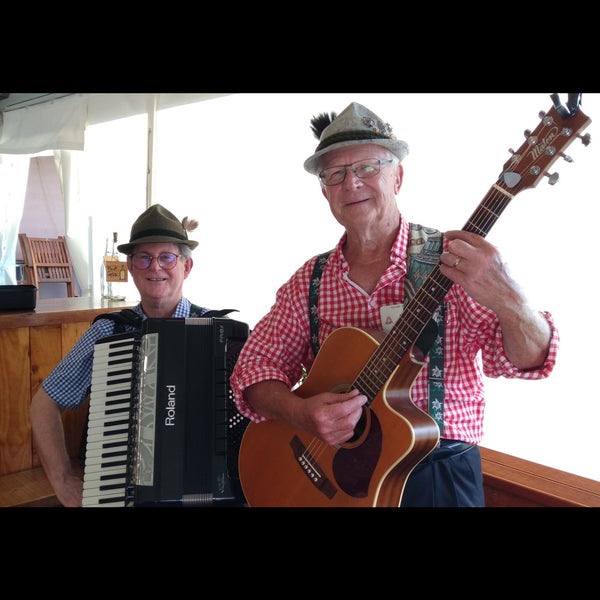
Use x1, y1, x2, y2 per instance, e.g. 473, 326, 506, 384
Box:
400, 440, 485, 507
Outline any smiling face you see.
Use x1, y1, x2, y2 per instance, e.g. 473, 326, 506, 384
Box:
127, 242, 192, 309
319, 143, 404, 232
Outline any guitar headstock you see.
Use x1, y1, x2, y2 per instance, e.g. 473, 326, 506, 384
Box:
499, 94, 592, 195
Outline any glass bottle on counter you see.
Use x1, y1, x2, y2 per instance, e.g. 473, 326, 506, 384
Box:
100, 232, 126, 300
100, 237, 111, 299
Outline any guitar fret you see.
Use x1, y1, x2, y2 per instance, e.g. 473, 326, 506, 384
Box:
355, 377, 379, 401
464, 221, 487, 236
464, 188, 512, 237
492, 183, 514, 199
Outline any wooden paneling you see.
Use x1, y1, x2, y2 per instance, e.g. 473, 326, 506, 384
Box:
27, 323, 90, 468
0, 297, 135, 477
30, 325, 62, 396
0, 328, 32, 474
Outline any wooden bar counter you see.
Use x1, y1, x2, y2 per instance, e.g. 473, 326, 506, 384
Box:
0, 296, 136, 479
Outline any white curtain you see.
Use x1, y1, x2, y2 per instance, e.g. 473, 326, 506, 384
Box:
0, 95, 87, 288
0, 155, 30, 284
54, 150, 88, 296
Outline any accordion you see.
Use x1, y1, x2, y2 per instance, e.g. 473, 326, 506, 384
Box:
82, 317, 249, 507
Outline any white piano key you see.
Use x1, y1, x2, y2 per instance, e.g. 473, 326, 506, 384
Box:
82, 492, 127, 507
83, 465, 127, 482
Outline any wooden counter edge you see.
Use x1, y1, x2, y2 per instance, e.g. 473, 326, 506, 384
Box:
480, 446, 600, 507
0, 297, 137, 330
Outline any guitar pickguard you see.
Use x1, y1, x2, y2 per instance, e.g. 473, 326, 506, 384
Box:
332, 409, 382, 498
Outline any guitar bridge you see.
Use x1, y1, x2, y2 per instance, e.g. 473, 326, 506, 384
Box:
290, 436, 337, 499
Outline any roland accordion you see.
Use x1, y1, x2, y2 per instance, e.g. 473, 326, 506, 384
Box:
82, 317, 250, 507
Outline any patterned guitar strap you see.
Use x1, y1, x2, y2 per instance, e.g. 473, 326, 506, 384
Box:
403, 224, 445, 435
309, 223, 445, 435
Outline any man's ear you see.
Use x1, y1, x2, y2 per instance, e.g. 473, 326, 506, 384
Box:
394, 164, 404, 195
183, 257, 193, 279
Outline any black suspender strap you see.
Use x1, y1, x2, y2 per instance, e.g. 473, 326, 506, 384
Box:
309, 250, 332, 358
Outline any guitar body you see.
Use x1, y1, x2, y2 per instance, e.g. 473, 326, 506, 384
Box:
238, 327, 440, 507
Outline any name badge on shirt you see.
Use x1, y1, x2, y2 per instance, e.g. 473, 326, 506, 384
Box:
381, 304, 404, 334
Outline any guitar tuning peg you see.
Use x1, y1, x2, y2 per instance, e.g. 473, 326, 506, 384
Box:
538, 111, 546, 118
578, 132, 591, 146
545, 172, 560, 185
561, 153, 574, 163
524, 129, 538, 144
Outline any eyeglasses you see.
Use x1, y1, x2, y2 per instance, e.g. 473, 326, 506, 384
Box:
131, 252, 180, 270
318, 158, 394, 186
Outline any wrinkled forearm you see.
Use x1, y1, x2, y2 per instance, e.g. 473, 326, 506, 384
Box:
495, 301, 552, 371
30, 388, 75, 485
245, 380, 301, 424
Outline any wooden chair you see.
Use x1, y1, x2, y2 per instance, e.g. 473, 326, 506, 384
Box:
18, 234, 77, 297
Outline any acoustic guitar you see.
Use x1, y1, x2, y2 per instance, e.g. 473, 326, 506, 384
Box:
238, 94, 591, 507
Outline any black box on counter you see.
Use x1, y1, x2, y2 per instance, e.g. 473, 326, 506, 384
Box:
0, 285, 37, 310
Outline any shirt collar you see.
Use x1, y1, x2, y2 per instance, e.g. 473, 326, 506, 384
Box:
134, 297, 190, 319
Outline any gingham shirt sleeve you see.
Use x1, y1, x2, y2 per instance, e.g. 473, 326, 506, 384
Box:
483, 309, 559, 380
42, 318, 118, 409
231, 260, 316, 422
445, 284, 559, 380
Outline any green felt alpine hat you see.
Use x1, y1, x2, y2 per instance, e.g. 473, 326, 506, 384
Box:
117, 204, 199, 254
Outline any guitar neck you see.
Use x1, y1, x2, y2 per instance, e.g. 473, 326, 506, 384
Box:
352, 98, 591, 402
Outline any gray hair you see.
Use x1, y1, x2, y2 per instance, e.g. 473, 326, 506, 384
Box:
178, 244, 193, 259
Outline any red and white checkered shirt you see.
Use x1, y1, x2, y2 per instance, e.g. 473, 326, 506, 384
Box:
231, 219, 559, 444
